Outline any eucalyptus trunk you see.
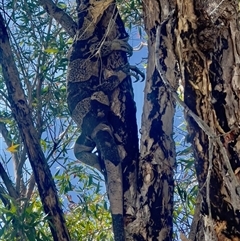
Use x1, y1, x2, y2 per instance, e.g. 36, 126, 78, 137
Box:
126, 0, 177, 240
141, 0, 240, 240
174, 1, 240, 240
136, 0, 240, 240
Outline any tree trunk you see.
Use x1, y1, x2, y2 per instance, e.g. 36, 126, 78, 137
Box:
141, 0, 240, 240
126, 0, 177, 240
0, 13, 71, 241
143, 0, 240, 240
174, 0, 240, 240
98, 4, 140, 239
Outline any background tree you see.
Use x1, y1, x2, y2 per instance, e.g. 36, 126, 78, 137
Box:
0, 0, 239, 241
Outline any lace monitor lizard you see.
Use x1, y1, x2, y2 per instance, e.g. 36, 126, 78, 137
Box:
67, 0, 133, 240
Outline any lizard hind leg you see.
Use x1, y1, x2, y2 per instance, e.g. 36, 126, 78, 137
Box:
74, 133, 103, 173
91, 123, 121, 166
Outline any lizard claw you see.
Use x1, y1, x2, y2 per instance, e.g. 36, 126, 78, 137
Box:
129, 65, 145, 82
121, 64, 145, 82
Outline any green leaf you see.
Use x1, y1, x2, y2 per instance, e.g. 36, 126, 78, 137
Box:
44, 48, 59, 54
40, 139, 47, 152
57, 2, 67, 10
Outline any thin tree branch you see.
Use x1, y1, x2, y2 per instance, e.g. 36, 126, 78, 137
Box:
0, 161, 18, 199
16, 147, 27, 195
0, 122, 12, 147
26, 174, 35, 200
0, 122, 27, 195
204, 138, 217, 240
133, 41, 147, 51
47, 120, 73, 161
0, 122, 23, 192
0, 184, 10, 207
38, 0, 77, 37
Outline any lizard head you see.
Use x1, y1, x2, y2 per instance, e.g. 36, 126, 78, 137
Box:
89, 0, 114, 24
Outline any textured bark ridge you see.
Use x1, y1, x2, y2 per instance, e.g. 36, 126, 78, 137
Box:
173, 0, 240, 240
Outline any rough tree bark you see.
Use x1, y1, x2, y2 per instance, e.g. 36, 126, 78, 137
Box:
125, 0, 177, 240
135, 0, 240, 240
7, 0, 229, 240
4, 0, 240, 240
173, 0, 240, 240
142, 0, 240, 240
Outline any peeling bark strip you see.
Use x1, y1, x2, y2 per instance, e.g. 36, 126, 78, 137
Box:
173, 0, 240, 240
0, 13, 71, 241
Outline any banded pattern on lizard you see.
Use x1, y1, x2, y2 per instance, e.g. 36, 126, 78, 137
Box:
67, 0, 132, 240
